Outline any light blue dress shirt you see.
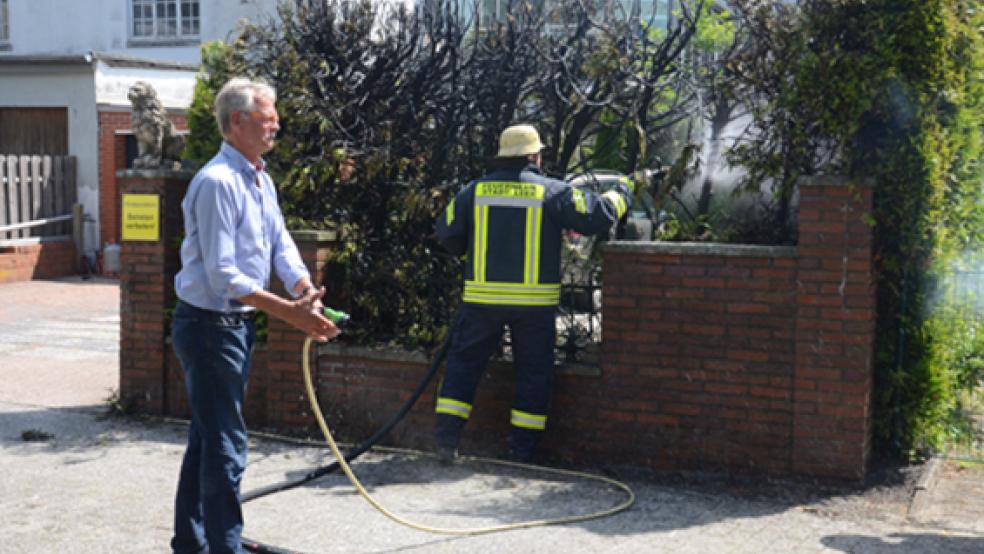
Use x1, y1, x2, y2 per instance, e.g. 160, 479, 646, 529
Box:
175, 142, 310, 313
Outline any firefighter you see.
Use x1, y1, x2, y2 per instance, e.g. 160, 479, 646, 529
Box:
433, 124, 634, 463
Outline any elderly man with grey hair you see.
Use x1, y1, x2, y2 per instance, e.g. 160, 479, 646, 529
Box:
170, 77, 339, 554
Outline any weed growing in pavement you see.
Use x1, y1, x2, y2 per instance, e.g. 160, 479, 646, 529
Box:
100, 388, 135, 419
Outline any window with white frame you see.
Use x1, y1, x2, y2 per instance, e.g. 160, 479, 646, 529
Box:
131, 0, 200, 42
0, 0, 10, 43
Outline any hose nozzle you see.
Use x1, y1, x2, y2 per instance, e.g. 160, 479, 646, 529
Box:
322, 307, 351, 329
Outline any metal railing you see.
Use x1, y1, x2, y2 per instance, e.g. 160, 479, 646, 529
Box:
944, 267, 984, 463
0, 154, 77, 242
556, 233, 603, 365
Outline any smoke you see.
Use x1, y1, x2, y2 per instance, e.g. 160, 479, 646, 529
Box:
940, 252, 984, 317
676, 113, 773, 218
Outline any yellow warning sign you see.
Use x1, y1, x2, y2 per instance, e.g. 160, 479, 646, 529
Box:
121, 193, 159, 241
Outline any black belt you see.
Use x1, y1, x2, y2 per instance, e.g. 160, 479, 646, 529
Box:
176, 299, 256, 323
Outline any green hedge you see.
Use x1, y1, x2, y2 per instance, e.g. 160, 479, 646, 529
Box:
728, 0, 984, 457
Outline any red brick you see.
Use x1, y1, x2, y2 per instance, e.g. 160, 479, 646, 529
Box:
727, 302, 770, 314
705, 383, 747, 395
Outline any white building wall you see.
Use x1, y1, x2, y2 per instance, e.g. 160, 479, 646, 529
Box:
6, 1, 130, 56
0, 59, 195, 252
94, 61, 196, 109
0, 64, 100, 249
0, 0, 410, 254
4, 0, 280, 64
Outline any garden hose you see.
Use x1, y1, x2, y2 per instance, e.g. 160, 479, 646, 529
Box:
241, 323, 452, 554
241, 331, 448, 504
298, 326, 635, 535
242, 308, 635, 551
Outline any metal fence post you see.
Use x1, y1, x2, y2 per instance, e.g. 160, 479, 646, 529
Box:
72, 202, 84, 271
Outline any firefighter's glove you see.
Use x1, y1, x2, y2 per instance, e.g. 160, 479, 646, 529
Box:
617, 175, 636, 197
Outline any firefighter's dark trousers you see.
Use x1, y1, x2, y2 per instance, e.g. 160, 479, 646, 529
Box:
434, 303, 555, 459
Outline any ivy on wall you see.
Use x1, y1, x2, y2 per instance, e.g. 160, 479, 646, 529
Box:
728, 0, 984, 457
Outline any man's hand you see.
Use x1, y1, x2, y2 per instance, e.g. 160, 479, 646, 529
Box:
237, 288, 340, 342
286, 296, 339, 342
298, 285, 326, 314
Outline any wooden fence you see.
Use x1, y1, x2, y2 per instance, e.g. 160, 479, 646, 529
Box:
0, 154, 77, 243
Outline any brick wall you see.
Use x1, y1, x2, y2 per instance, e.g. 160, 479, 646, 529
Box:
588, 243, 800, 473
313, 347, 550, 456
307, 177, 875, 479
0, 240, 77, 283
117, 169, 191, 415
119, 173, 876, 480
98, 109, 187, 267
792, 178, 876, 478
156, 228, 337, 432
97, 111, 130, 253
308, 247, 802, 472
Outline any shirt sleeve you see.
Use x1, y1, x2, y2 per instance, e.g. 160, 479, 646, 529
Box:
269, 198, 311, 296
194, 176, 260, 300
435, 185, 471, 256
550, 180, 633, 237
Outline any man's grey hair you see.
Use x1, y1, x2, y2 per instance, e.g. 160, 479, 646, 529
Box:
214, 77, 277, 136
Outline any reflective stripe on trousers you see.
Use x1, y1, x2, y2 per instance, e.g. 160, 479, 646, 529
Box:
434, 304, 555, 449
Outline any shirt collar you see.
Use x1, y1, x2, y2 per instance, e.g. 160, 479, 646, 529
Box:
220, 142, 266, 176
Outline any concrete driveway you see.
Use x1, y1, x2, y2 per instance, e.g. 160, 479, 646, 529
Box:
0, 276, 119, 408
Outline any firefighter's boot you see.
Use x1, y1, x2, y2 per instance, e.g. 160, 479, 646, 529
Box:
508, 428, 540, 463
434, 413, 465, 464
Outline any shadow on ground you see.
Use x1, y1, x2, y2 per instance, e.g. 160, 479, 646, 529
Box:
4, 404, 977, 551
822, 532, 984, 553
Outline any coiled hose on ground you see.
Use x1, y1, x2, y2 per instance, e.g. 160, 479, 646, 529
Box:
241, 327, 635, 553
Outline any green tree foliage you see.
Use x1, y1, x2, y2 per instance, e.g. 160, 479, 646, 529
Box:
244, 1, 471, 347
188, 0, 707, 349
727, 0, 984, 457
183, 41, 246, 166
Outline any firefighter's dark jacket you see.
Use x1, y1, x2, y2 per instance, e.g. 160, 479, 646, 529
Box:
436, 163, 632, 308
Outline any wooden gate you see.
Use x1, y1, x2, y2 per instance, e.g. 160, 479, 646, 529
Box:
0, 154, 78, 243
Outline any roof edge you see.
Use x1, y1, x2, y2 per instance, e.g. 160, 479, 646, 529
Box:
0, 53, 94, 65
0, 51, 199, 71
90, 51, 200, 72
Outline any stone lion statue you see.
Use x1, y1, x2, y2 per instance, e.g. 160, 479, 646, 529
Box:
128, 81, 185, 169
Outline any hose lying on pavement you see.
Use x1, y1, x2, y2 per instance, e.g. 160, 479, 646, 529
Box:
241, 331, 635, 552
239, 335, 452, 554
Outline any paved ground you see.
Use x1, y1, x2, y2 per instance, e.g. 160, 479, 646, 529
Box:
1, 277, 983, 553
0, 277, 119, 407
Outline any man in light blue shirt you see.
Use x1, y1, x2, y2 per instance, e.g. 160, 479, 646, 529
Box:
170, 77, 338, 554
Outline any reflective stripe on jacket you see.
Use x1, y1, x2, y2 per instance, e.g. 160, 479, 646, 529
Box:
436, 163, 631, 308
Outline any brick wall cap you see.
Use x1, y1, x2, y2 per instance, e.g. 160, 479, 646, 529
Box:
316, 342, 430, 363
604, 241, 796, 258
314, 342, 601, 376
0, 236, 73, 246
116, 168, 196, 180
799, 175, 874, 188
101, 104, 188, 116
290, 229, 338, 242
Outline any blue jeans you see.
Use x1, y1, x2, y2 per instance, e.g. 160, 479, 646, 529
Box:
170, 300, 256, 554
